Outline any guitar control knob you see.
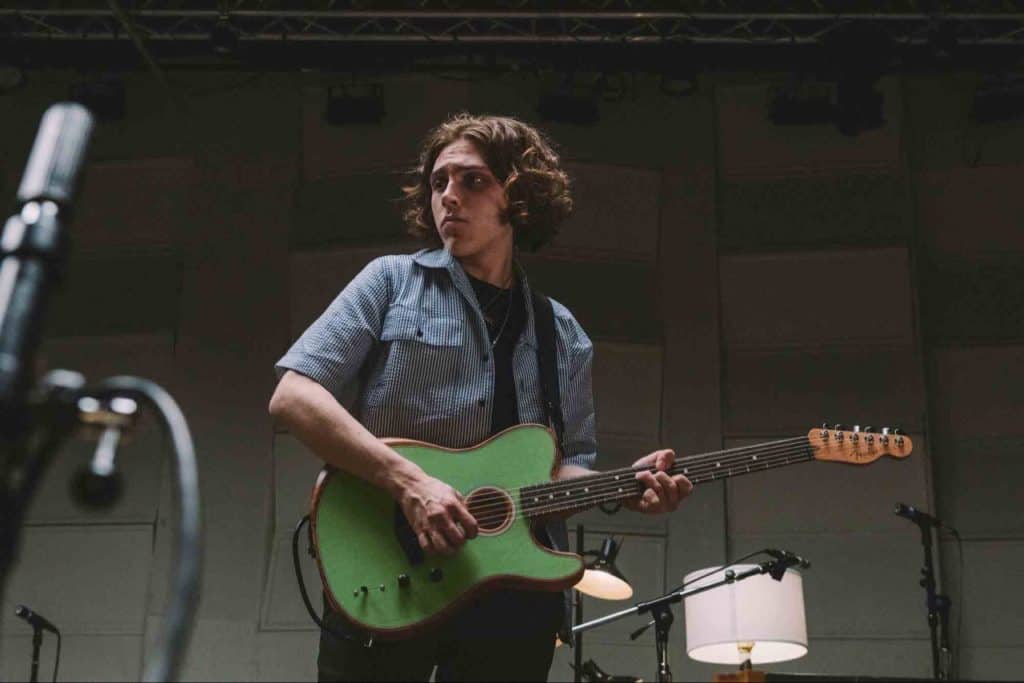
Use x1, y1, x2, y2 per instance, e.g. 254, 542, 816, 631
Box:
360, 586, 368, 596
429, 568, 444, 582
398, 574, 410, 588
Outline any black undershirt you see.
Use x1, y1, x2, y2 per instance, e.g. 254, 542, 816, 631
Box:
467, 273, 525, 436
463, 274, 562, 637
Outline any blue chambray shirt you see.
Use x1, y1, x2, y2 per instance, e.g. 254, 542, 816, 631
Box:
275, 247, 598, 552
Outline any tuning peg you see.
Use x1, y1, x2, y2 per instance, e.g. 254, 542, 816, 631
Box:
864, 426, 873, 432
853, 425, 861, 433
882, 427, 891, 435
892, 427, 903, 435
833, 423, 847, 431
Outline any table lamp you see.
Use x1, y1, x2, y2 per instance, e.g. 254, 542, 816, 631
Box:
683, 564, 807, 681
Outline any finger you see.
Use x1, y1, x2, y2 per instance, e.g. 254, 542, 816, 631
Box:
418, 531, 434, 554
642, 488, 659, 513
450, 501, 479, 539
676, 475, 694, 496
441, 518, 465, 548
656, 471, 679, 509
638, 469, 666, 504
428, 528, 450, 555
657, 449, 676, 471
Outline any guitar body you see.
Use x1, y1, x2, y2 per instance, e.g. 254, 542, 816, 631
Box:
310, 423, 583, 640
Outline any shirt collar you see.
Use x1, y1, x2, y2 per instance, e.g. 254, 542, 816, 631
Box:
412, 248, 538, 349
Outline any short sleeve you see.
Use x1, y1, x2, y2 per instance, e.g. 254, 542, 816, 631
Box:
552, 300, 597, 470
274, 256, 392, 398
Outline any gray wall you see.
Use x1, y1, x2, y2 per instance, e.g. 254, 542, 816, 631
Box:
0, 67, 1021, 681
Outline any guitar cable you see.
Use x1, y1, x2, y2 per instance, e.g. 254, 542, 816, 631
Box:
292, 515, 374, 646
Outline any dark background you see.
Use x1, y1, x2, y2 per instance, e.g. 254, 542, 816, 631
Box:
1, 4, 1023, 681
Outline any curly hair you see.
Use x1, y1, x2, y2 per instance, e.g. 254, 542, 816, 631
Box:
401, 113, 573, 252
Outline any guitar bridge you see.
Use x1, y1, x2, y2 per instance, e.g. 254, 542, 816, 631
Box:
394, 505, 424, 566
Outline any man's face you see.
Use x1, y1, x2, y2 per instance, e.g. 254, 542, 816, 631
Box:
430, 138, 512, 260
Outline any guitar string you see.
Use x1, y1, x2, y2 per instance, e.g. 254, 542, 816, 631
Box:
464, 439, 817, 524
462, 437, 811, 520
469, 444, 818, 527
519, 442, 814, 518
462, 435, 809, 508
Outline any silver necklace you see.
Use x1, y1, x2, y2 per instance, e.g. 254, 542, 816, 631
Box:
487, 286, 514, 349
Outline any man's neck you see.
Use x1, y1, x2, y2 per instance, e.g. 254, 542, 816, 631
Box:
457, 244, 514, 289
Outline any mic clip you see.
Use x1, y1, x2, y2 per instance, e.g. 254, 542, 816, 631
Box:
72, 395, 138, 508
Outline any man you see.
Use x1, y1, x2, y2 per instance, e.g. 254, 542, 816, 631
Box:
269, 113, 692, 682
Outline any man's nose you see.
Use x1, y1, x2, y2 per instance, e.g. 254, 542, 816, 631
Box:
441, 179, 460, 208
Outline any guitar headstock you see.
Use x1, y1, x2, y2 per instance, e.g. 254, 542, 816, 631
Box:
808, 424, 913, 464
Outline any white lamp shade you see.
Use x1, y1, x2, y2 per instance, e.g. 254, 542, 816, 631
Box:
683, 564, 808, 665
574, 568, 634, 600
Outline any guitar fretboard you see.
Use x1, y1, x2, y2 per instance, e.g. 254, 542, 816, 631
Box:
519, 436, 814, 518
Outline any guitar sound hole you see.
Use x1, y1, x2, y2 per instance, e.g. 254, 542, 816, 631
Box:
466, 487, 514, 535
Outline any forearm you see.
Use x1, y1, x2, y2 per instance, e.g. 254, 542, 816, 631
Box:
554, 463, 593, 481
268, 370, 423, 499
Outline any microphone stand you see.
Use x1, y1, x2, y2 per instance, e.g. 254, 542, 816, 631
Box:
29, 624, 42, 683
572, 557, 803, 683
916, 519, 951, 680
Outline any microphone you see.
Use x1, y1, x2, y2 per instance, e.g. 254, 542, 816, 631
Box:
15, 604, 59, 634
0, 102, 94, 437
765, 549, 811, 580
895, 502, 945, 529
72, 396, 138, 508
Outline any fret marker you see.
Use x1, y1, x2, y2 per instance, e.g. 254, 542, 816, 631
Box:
716, 462, 721, 468
752, 455, 758, 461
584, 487, 589, 493
565, 492, 571, 497
683, 468, 688, 474
618, 487, 624, 493
533, 497, 539, 503
549, 494, 554, 500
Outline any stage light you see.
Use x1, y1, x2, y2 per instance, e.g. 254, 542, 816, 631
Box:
834, 74, 885, 137
325, 84, 386, 125
210, 14, 239, 55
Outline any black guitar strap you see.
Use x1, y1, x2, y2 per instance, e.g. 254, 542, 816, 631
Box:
532, 291, 565, 454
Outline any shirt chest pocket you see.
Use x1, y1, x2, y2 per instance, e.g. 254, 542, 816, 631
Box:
381, 306, 464, 347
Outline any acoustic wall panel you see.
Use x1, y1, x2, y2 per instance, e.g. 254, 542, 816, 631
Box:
553, 163, 660, 260
292, 172, 409, 248
724, 437, 929, 535
916, 165, 1024, 257
948, 540, 1024, 648
253, 631, 319, 682
933, 437, 1024, 537
592, 342, 663, 440
723, 347, 925, 437
0, 634, 143, 682
259, 534, 323, 632
931, 346, 1024, 440
720, 248, 914, 349
720, 171, 910, 250
74, 158, 196, 248
521, 256, 661, 343
728, 532, 928, 639
2, 525, 152, 635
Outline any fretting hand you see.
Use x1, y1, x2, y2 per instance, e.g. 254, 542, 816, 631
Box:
623, 449, 693, 514
398, 473, 479, 555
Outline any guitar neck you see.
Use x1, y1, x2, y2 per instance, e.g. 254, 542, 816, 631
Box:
520, 435, 814, 519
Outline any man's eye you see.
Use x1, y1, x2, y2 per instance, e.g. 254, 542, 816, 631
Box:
430, 177, 446, 191
463, 173, 486, 188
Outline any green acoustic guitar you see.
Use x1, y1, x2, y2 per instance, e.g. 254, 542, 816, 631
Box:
309, 422, 912, 640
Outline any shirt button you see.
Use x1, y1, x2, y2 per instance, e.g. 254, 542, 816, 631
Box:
416, 329, 423, 337
477, 399, 486, 407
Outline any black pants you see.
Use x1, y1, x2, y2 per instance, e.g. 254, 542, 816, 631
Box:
318, 588, 563, 682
